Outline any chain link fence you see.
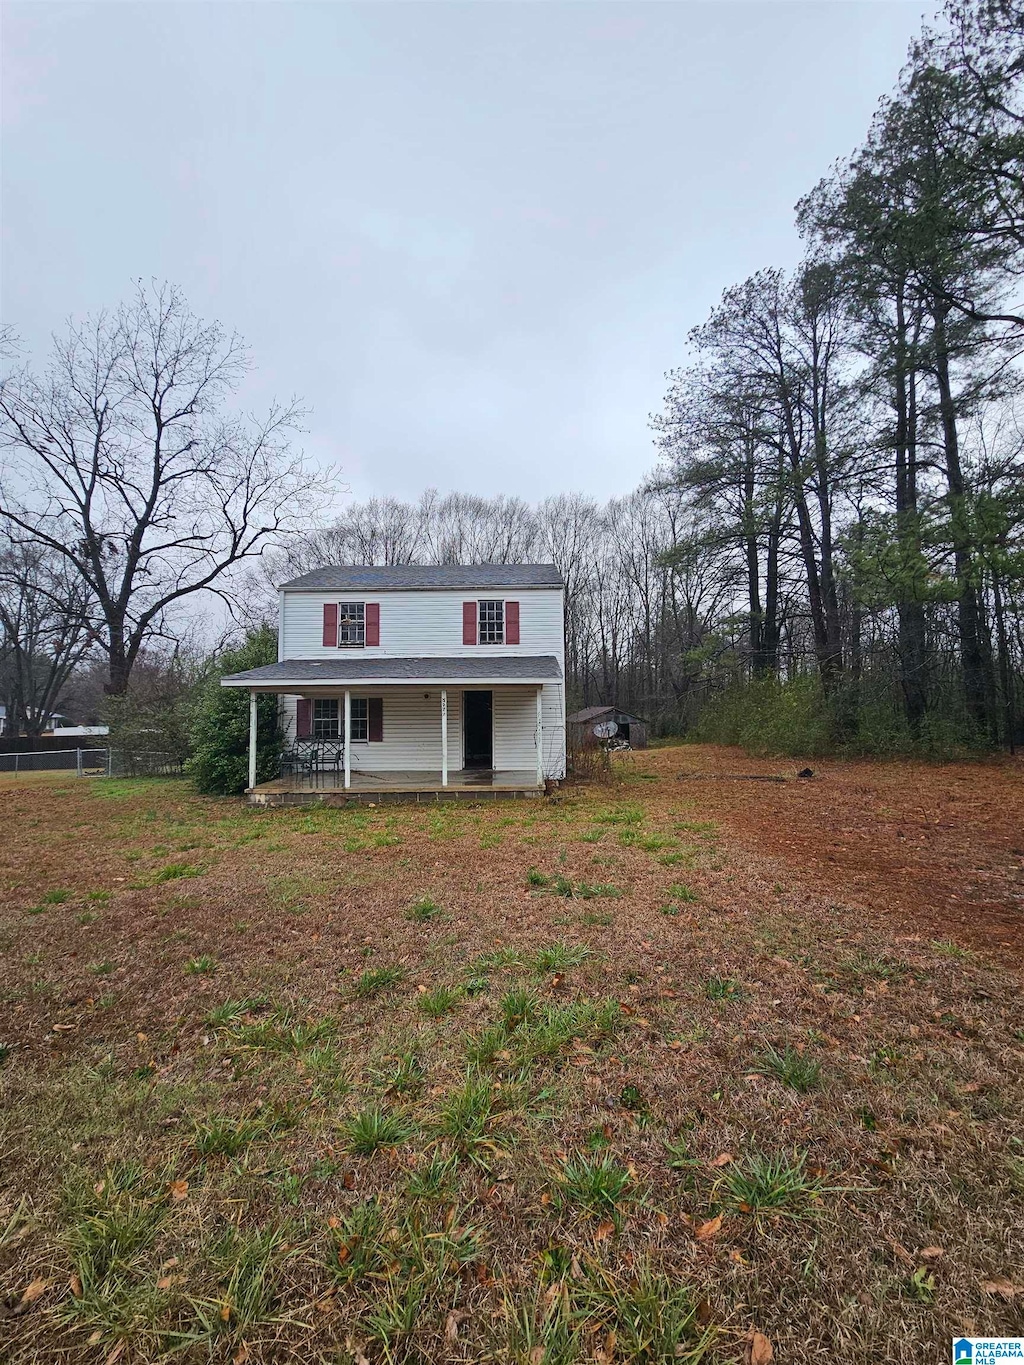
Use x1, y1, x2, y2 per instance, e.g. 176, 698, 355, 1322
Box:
0, 748, 184, 778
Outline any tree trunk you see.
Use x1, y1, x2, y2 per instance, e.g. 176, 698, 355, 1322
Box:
932, 303, 995, 739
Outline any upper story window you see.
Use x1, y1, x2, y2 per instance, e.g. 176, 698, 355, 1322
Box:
338, 602, 365, 646
478, 600, 504, 644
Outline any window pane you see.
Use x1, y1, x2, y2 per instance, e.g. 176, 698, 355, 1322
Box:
478, 599, 504, 644
350, 697, 368, 742
338, 601, 365, 645
312, 699, 339, 737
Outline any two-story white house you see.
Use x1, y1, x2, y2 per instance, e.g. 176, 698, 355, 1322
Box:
220, 563, 566, 803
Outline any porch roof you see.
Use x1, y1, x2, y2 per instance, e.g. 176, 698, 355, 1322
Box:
220, 655, 562, 689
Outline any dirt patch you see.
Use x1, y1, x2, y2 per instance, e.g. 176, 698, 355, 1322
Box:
636, 744, 1024, 966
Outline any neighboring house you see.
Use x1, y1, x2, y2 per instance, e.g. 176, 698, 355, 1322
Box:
567, 705, 648, 749
51, 725, 110, 737
221, 563, 567, 802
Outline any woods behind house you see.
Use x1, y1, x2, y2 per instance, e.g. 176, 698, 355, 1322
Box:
2, 0, 1023, 757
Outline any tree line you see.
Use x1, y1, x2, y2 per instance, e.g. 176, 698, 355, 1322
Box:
2, 0, 1022, 756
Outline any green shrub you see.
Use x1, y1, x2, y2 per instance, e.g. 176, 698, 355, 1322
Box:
188, 626, 283, 795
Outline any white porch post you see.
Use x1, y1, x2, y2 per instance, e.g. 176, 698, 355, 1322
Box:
440, 688, 448, 787
535, 686, 544, 786
343, 690, 351, 789
248, 690, 257, 791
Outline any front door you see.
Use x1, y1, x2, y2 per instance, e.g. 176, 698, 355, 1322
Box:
463, 690, 493, 769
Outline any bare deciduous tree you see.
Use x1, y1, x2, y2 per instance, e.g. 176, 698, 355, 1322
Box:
0, 282, 324, 694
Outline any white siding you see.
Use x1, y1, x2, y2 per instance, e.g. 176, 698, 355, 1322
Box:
280, 587, 564, 665
276, 584, 566, 778
279, 681, 565, 777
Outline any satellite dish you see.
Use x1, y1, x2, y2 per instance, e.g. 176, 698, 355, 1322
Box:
593, 720, 618, 739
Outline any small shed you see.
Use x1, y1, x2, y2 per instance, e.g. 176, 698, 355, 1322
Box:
567, 705, 648, 750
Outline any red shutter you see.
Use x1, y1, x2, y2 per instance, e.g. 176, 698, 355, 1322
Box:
322, 603, 338, 648
505, 600, 520, 645
296, 698, 312, 737
462, 601, 477, 645
365, 602, 380, 647
368, 697, 383, 742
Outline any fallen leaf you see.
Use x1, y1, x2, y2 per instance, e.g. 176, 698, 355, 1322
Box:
694, 1214, 723, 1241
709, 1152, 733, 1168
104, 1344, 126, 1365
729, 1248, 746, 1264
68, 1273, 82, 1296
168, 1179, 189, 1201
888, 1237, 916, 1268
17, 1278, 49, 1311
232, 1346, 249, 1365
980, 1276, 1018, 1300
594, 1219, 616, 1243
744, 1329, 774, 1364
444, 1310, 470, 1344
327, 1216, 341, 1229
919, 1245, 945, 1263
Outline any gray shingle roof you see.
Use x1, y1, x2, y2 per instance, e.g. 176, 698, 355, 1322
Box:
221, 655, 562, 686
279, 564, 563, 591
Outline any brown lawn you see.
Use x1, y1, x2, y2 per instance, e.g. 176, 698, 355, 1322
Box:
0, 748, 1022, 1364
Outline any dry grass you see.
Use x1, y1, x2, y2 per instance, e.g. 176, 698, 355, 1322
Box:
1, 753, 1022, 1363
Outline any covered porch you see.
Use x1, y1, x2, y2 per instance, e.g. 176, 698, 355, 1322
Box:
220, 655, 561, 805
248, 767, 544, 806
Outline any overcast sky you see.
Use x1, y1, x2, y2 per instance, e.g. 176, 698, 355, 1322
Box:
3, 0, 929, 509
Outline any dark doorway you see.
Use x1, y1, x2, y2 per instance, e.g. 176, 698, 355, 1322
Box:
463, 690, 493, 768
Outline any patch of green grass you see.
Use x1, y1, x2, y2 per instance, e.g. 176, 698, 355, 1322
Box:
575, 881, 623, 899
88, 960, 115, 976
185, 954, 217, 976
435, 1077, 511, 1165
526, 867, 550, 888
406, 1152, 459, 1199
705, 975, 742, 1001
572, 1267, 709, 1362
192, 1224, 294, 1338
418, 984, 463, 1017
0, 1043, 12, 1066
41, 888, 72, 904
668, 883, 700, 902
353, 965, 407, 998
659, 851, 697, 868
406, 895, 442, 922
343, 1105, 414, 1155
529, 942, 594, 973
152, 862, 204, 883
556, 1152, 633, 1215
76, 911, 99, 925
499, 986, 539, 1031
207, 996, 267, 1028
930, 938, 975, 960
716, 1150, 826, 1222
57, 1163, 171, 1344
193, 1112, 277, 1157
87, 890, 112, 903
328, 1200, 388, 1282
754, 1044, 822, 1092
594, 804, 644, 826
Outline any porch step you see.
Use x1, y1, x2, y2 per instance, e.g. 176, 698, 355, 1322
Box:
247, 785, 544, 807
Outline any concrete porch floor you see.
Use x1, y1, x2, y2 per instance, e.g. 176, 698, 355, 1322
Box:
247, 768, 544, 806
